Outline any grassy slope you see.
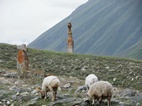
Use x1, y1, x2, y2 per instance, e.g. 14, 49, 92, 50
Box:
0, 43, 142, 91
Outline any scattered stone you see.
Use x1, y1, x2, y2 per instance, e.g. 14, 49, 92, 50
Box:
119, 102, 131, 106
0, 71, 141, 106
113, 78, 116, 82
0, 77, 11, 85
6, 101, 10, 105
20, 92, 29, 96
31, 89, 38, 94
63, 83, 72, 88
71, 100, 82, 106
133, 92, 142, 102
3, 72, 18, 78
136, 102, 140, 106
0, 102, 3, 106
81, 66, 87, 72
105, 66, 110, 69
0, 59, 4, 63
49, 97, 76, 106
0, 90, 10, 95
121, 89, 136, 97
76, 85, 86, 93
27, 97, 40, 106
14, 79, 24, 86
10, 86, 20, 93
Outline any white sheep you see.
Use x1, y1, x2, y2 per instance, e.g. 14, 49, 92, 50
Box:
85, 74, 98, 91
37, 75, 60, 101
87, 81, 113, 106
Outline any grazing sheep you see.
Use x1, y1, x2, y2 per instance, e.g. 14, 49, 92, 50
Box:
38, 75, 60, 101
85, 74, 98, 91
87, 81, 113, 106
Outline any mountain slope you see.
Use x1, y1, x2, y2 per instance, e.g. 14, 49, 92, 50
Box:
119, 41, 142, 59
28, 0, 142, 58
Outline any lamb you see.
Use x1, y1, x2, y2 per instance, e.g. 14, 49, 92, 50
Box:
85, 74, 98, 91
38, 75, 60, 101
87, 81, 113, 106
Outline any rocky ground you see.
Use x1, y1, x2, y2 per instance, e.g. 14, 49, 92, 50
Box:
0, 70, 142, 106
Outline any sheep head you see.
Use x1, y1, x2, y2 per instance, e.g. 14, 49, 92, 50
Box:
36, 87, 46, 99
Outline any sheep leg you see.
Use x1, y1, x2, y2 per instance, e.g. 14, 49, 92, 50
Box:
107, 97, 111, 106
92, 97, 97, 106
48, 86, 55, 101
53, 91, 56, 101
44, 90, 48, 100
53, 87, 58, 101
97, 98, 102, 106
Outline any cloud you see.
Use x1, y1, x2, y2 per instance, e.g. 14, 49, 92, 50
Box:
0, 0, 88, 45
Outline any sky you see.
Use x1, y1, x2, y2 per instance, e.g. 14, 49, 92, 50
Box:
0, 0, 88, 45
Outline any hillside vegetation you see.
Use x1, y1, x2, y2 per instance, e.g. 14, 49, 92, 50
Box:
28, 0, 142, 59
0, 43, 142, 91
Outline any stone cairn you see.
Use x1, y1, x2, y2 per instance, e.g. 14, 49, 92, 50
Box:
67, 22, 74, 53
16, 44, 29, 75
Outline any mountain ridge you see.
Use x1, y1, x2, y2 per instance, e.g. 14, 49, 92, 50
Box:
28, 0, 142, 59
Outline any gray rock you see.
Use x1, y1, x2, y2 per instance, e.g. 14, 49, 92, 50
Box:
57, 94, 72, 99
111, 98, 121, 104
49, 97, 76, 106
10, 86, 20, 93
30, 97, 39, 101
76, 86, 86, 93
10, 86, 30, 93
27, 100, 39, 106
120, 89, 136, 97
133, 92, 142, 102
21, 88, 31, 93
20, 92, 29, 96
11, 94, 17, 100
71, 100, 82, 106
136, 102, 140, 106
80, 101, 88, 106
6, 101, 10, 105
13, 91, 33, 102
31, 89, 38, 94
10, 103, 14, 106
0, 90, 11, 100
0, 77, 11, 85
27, 97, 40, 106
3, 72, 18, 78
14, 79, 24, 86
0, 102, 4, 106
119, 102, 132, 106
0, 90, 10, 94
0, 59, 4, 62
14, 93, 35, 102
63, 83, 71, 88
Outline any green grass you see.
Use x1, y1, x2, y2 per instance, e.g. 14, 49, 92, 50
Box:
0, 43, 142, 91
